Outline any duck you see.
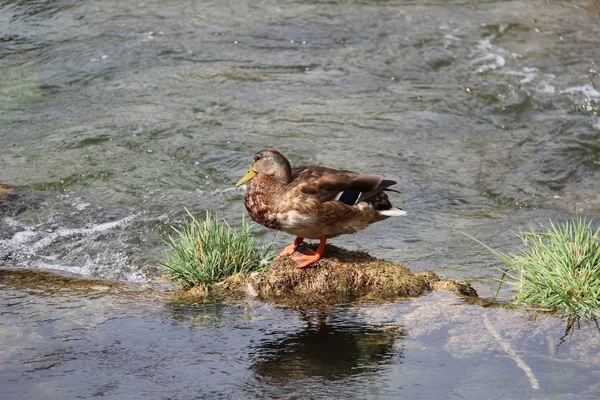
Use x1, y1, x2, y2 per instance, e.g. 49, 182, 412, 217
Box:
236, 148, 406, 268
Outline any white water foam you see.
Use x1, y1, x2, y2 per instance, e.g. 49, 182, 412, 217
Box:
0, 214, 149, 283
468, 33, 593, 106
472, 53, 506, 73
563, 84, 600, 100
471, 37, 509, 74
27, 215, 138, 252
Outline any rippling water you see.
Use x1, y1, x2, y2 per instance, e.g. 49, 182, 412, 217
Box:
2, 270, 600, 400
1, 0, 600, 398
1, 0, 599, 285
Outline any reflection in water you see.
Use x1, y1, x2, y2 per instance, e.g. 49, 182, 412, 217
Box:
251, 314, 403, 383
168, 302, 237, 329
2, 0, 600, 396
3, 272, 600, 400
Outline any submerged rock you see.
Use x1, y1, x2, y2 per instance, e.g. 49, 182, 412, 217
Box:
174, 245, 478, 309
0, 184, 17, 200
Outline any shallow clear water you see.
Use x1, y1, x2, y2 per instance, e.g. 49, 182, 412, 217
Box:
1, 0, 600, 398
2, 270, 599, 400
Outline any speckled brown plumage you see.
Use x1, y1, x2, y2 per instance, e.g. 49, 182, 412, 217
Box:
236, 148, 406, 268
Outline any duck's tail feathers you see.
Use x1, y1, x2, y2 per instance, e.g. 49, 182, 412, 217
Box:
379, 207, 407, 217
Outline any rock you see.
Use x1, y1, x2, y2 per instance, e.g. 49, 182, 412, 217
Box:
177, 245, 478, 309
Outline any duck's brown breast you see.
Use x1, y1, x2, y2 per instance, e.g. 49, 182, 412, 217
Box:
244, 177, 282, 230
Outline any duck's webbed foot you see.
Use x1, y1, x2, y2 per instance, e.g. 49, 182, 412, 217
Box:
290, 237, 327, 268
278, 236, 304, 257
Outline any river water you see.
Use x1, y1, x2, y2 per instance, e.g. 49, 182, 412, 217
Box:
1, 0, 599, 398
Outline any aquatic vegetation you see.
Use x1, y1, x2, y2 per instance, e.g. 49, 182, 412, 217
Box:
160, 210, 276, 290
173, 244, 478, 309
470, 219, 600, 321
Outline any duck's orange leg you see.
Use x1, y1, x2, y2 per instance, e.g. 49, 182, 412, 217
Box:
278, 236, 305, 257
291, 237, 327, 268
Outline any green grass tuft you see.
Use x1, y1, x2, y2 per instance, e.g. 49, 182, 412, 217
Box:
467, 219, 600, 321
160, 210, 276, 290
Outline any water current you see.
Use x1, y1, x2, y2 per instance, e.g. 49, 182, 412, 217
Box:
1, 0, 600, 398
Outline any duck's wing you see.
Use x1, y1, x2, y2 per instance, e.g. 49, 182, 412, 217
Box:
291, 165, 396, 205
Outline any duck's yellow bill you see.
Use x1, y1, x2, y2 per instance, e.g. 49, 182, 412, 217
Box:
236, 168, 257, 186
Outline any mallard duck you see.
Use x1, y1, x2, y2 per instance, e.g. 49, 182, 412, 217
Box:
236, 148, 406, 268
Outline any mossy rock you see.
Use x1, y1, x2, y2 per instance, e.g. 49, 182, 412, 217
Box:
0, 184, 17, 200
174, 245, 478, 309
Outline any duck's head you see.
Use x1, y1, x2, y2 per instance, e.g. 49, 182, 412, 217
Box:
236, 148, 292, 186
